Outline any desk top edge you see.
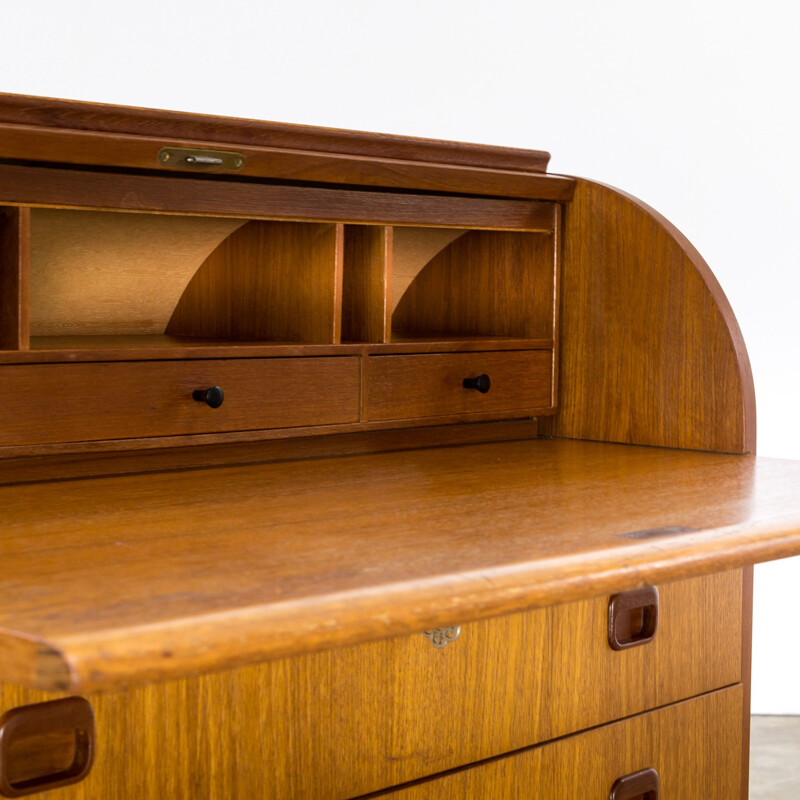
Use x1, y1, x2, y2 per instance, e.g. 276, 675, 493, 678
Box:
2, 439, 800, 692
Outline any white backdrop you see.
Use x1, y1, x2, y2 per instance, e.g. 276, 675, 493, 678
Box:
2, 0, 798, 713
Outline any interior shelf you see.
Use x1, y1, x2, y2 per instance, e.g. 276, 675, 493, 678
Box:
3, 438, 800, 693
0, 336, 559, 365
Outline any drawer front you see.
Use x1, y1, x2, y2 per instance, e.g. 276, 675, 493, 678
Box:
384, 685, 743, 799
0, 571, 742, 800
0, 357, 360, 446
365, 350, 552, 421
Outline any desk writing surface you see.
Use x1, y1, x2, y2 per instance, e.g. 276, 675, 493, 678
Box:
1, 438, 799, 692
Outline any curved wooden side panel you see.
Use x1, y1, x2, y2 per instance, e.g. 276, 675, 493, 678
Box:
167, 221, 343, 343
542, 179, 755, 454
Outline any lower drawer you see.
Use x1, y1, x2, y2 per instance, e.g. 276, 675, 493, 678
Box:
0, 571, 742, 799
364, 350, 553, 421
382, 685, 743, 799
0, 357, 360, 446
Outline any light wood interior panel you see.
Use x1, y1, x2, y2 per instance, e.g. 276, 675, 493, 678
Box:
342, 225, 391, 342
0, 206, 29, 349
390, 227, 464, 313
29, 210, 244, 336
392, 230, 555, 339
168, 220, 343, 343
383, 687, 742, 799
0, 573, 741, 800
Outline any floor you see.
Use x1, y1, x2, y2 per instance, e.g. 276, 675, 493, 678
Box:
750, 716, 800, 799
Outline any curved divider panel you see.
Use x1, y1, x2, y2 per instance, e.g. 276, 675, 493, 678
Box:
29, 210, 245, 336
390, 228, 465, 314
392, 230, 556, 340
168, 221, 343, 344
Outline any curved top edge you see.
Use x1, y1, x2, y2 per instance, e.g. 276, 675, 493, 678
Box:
572, 177, 757, 454
0, 92, 551, 174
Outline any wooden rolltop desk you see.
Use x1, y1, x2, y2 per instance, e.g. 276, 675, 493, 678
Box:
1, 94, 799, 799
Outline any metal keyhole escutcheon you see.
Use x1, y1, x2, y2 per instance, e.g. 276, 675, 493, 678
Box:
423, 626, 461, 648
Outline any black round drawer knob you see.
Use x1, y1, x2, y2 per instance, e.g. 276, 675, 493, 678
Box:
462, 374, 491, 393
193, 385, 224, 408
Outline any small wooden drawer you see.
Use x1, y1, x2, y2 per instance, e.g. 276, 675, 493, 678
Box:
0, 357, 360, 447
364, 350, 552, 421
382, 685, 743, 799
0, 572, 741, 799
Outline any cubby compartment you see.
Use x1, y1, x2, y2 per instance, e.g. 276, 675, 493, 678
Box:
339, 223, 559, 348
2, 208, 345, 352
390, 227, 557, 344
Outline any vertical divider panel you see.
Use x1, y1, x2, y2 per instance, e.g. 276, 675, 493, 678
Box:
332, 223, 344, 344
550, 204, 562, 409
341, 226, 391, 343
0, 207, 30, 350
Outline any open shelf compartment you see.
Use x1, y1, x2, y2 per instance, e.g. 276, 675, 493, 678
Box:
0, 207, 346, 352
390, 226, 558, 343
340, 221, 559, 347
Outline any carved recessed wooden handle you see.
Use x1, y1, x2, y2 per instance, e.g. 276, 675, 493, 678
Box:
609, 767, 660, 799
608, 586, 659, 650
0, 697, 95, 797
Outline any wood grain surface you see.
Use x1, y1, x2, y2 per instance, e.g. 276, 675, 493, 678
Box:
0, 163, 568, 226
0, 357, 360, 446
0, 206, 29, 350
740, 564, 754, 799
541, 178, 755, 453
0, 572, 740, 799
0, 92, 553, 173
0, 406, 545, 461
1, 438, 799, 692
0, 420, 539, 485
392, 229, 556, 339
167, 221, 343, 343
29, 209, 244, 336
364, 350, 553, 420
0, 336, 550, 363
379, 686, 742, 799
342, 226, 391, 343
390, 227, 465, 313
0, 123, 570, 200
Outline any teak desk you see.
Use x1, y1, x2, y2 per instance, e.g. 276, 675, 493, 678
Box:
0, 94, 799, 799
